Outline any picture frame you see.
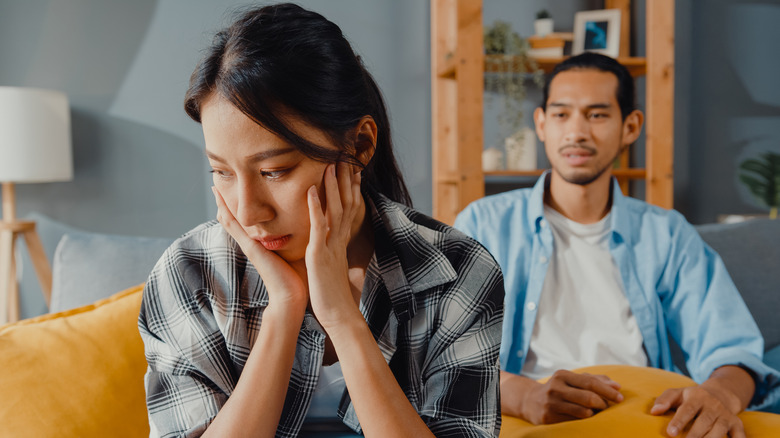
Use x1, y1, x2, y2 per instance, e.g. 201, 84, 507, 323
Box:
572, 9, 622, 58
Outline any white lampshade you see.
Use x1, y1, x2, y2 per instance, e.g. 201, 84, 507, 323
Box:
0, 87, 73, 183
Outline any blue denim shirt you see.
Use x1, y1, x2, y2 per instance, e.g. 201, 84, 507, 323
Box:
455, 173, 780, 410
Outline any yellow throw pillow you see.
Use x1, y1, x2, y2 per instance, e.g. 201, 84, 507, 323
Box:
500, 365, 780, 437
0, 284, 149, 438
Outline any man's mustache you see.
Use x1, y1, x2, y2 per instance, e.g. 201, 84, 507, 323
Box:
558, 144, 597, 154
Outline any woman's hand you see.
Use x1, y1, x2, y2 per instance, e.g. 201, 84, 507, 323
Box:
305, 162, 365, 330
212, 186, 308, 315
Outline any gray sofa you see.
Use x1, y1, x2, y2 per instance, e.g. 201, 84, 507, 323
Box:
694, 218, 780, 369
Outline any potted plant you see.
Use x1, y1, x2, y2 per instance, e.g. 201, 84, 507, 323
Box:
483, 20, 543, 170
534, 9, 553, 37
739, 151, 780, 219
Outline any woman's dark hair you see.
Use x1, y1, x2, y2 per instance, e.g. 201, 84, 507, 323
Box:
541, 52, 636, 120
185, 3, 411, 206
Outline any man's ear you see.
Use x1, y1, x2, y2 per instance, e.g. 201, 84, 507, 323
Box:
533, 107, 547, 142
621, 109, 644, 146
353, 116, 377, 168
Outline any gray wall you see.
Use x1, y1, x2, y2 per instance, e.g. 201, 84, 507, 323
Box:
0, 0, 431, 318
681, 0, 780, 223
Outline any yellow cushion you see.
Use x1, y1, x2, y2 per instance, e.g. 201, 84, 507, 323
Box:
500, 365, 780, 437
0, 284, 149, 438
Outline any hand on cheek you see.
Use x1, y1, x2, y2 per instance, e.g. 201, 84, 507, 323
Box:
305, 162, 364, 330
211, 186, 308, 313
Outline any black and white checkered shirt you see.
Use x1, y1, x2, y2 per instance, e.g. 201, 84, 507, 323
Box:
139, 192, 504, 437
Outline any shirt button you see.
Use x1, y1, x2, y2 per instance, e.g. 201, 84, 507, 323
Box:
539, 255, 548, 264
516, 350, 524, 358
527, 302, 537, 311
540, 219, 547, 228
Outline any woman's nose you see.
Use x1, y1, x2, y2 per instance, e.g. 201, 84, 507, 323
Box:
235, 178, 275, 226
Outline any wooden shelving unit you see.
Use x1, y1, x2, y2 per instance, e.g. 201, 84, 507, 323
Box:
431, 0, 675, 225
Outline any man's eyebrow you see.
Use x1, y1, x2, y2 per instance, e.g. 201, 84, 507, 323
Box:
205, 147, 296, 163
547, 102, 613, 109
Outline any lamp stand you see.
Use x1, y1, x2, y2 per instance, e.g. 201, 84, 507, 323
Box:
0, 182, 52, 324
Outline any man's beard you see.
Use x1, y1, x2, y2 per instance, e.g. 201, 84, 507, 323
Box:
553, 145, 626, 186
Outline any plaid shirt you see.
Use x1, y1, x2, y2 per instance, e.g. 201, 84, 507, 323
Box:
139, 192, 504, 437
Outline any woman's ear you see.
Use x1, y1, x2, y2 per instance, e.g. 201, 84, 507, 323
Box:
353, 116, 377, 168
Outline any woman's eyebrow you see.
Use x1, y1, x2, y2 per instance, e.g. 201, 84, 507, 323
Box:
205, 147, 296, 163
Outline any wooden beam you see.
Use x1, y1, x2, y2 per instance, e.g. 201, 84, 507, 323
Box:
645, 0, 675, 209
454, 0, 484, 224
606, 0, 632, 57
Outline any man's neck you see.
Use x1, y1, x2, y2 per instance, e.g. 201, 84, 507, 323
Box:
545, 171, 613, 224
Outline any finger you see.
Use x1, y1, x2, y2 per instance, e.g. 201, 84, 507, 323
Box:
351, 171, 363, 221
666, 400, 702, 437
212, 187, 249, 244
564, 373, 624, 403
323, 164, 342, 235
591, 373, 622, 390
559, 387, 610, 411
685, 412, 722, 438
651, 388, 683, 416
337, 160, 353, 217
728, 420, 746, 438
550, 399, 598, 420
694, 418, 728, 438
307, 185, 327, 248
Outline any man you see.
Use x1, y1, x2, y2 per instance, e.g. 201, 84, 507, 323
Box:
455, 53, 779, 438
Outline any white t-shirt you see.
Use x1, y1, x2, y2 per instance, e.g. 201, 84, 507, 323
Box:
304, 362, 346, 421
521, 206, 648, 380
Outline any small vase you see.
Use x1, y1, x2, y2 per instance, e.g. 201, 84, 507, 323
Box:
505, 128, 537, 171
534, 18, 553, 37
482, 147, 504, 172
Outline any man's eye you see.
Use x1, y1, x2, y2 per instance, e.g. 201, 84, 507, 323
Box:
590, 113, 608, 119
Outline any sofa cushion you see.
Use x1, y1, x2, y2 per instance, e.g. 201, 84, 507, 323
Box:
51, 231, 172, 312
0, 284, 149, 438
500, 365, 780, 437
696, 218, 780, 351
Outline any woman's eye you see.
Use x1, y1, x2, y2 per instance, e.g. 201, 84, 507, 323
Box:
209, 169, 232, 180
260, 169, 289, 180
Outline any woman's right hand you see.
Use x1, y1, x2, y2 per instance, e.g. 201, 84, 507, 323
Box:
212, 186, 308, 315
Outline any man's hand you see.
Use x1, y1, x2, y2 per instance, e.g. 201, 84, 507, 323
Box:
502, 369, 624, 424
650, 365, 754, 438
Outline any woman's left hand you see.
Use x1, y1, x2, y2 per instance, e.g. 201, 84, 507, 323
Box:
305, 161, 365, 330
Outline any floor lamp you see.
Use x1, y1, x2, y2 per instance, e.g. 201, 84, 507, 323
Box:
0, 87, 73, 325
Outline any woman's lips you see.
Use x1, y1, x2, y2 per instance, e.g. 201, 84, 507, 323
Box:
256, 235, 291, 250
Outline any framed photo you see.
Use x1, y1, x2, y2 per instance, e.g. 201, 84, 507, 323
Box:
572, 9, 622, 58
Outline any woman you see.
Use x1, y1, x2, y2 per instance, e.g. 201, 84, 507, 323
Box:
138, 4, 503, 437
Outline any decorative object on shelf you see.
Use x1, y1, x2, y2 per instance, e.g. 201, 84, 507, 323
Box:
573, 9, 622, 58
484, 20, 544, 153
504, 127, 537, 171
739, 151, 780, 219
0, 87, 73, 323
528, 32, 573, 59
482, 147, 504, 172
534, 9, 553, 38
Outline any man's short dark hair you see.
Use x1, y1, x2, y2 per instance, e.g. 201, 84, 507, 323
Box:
541, 52, 636, 120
